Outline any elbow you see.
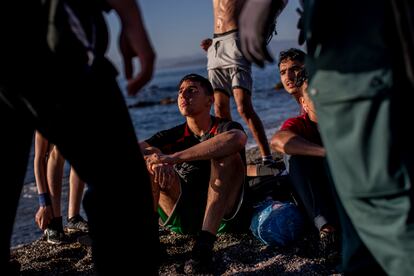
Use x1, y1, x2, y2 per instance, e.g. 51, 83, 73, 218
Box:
239, 132, 248, 148
230, 130, 247, 150
270, 136, 278, 151
270, 134, 286, 154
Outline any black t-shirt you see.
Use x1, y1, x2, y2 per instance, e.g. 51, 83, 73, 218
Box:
145, 116, 246, 185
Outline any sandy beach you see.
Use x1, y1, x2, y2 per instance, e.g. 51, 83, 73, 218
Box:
12, 179, 87, 248
11, 148, 342, 275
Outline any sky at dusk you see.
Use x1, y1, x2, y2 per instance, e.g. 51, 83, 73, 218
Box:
105, 0, 301, 68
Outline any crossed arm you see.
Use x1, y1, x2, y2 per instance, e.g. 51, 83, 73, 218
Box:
140, 129, 246, 190
142, 129, 247, 166
271, 130, 326, 157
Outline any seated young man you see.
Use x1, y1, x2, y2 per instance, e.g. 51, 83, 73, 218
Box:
271, 70, 338, 253
140, 74, 248, 271
247, 48, 308, 178
278, 48, 306, 103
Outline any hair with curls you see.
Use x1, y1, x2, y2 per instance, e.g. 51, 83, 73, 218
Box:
278, 48, 306, 67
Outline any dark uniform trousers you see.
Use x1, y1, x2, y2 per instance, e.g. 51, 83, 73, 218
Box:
0, 2, 158, 275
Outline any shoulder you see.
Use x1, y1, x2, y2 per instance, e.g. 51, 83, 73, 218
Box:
145, 122, 187, 145
280, 114, 308, 130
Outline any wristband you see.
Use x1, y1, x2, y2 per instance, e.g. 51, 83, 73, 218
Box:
38, 193, 52, 207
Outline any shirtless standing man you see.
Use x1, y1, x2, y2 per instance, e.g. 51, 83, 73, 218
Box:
200, 0, 273, 165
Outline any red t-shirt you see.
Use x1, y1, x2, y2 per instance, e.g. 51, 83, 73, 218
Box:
280, 113, 322, 146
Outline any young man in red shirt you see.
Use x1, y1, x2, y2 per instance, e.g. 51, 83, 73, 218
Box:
271, 69, 338, 254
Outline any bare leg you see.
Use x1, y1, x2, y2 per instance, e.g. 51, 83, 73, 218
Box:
202, 153, 244, 235
148, 168, 181, 215
233, 88, 271, 157
47, 146, 65, 218
213, 92, 232, 120
246, 164, 258, 176
68, 167, 85, 218
158, 184, 181, 216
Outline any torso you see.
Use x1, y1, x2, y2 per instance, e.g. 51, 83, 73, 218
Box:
280, 113, 322, 146
145, 116, 246, 183
213, 0, 245, 34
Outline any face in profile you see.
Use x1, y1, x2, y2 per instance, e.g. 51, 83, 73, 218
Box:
177, 80, 212, 117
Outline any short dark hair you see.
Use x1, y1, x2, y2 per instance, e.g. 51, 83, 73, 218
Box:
178, 74, 214, 96
278, 48, 306, 67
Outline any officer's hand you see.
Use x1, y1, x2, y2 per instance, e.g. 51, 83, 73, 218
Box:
110, 0, 156, 96
120, 29, 155, 96
296, 7, 305, 45
239, 0, 288, 67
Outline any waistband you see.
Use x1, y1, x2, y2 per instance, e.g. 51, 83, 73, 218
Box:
213, 29, 238, 38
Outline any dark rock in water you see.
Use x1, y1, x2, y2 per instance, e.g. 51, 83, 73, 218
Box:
274, 82, 285, 91
128, 97, 177, 108
148, 85, 159, 90
245, 147, 283, 165
160, 97, 177, 105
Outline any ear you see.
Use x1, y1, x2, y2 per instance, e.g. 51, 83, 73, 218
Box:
207, 95, 214, 106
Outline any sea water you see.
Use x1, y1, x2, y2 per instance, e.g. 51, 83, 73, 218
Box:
23, 63, 299, 184
126, 63, 299, 142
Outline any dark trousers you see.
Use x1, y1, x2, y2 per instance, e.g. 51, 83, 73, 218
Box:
0, 6, 158, 273
287, 155, 338, 231
0, 63, 159, 275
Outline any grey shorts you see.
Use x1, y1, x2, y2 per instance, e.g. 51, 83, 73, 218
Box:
208, 67, 252, 97
207, 31, 252, 96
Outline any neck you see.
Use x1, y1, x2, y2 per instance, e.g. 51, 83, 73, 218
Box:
186, 113, 212, 136
307, 111, 318, 123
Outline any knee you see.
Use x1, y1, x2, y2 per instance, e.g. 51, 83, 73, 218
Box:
236, 104, 247, 117
212, 154, 244, 174
237, 103, 255, 119
210, 155, 244, 196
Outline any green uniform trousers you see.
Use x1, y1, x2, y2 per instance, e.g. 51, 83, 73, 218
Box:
310, 68, 414, 275
304, 1, 414, 274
